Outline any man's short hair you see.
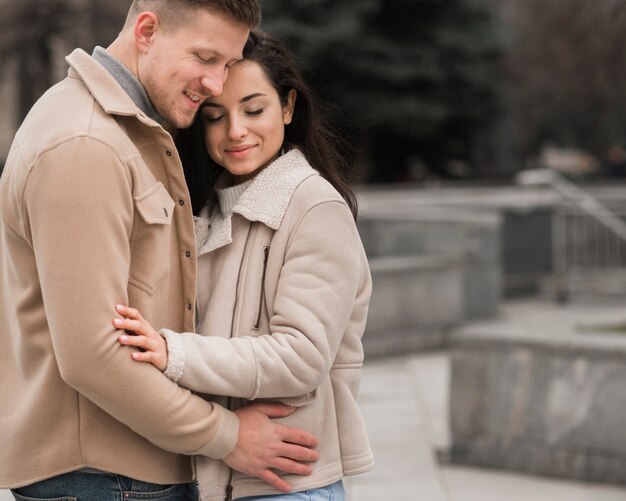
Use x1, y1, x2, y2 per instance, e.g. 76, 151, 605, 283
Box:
124, 0, 261, 31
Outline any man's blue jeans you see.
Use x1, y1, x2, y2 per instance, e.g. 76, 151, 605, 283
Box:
11, 468, 199, 501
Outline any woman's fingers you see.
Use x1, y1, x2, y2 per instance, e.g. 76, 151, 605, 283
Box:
117, 329, 168, 371
118, 339, 161, 366
118, 333, 164, 367
113, 317, 158, 338
131, 350, 159, 364
118, 333, 151, 349
115, 304, 142, 320
114, 317, 141, 334
112, 305, 167, 371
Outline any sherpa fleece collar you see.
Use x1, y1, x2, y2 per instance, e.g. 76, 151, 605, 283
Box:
194, 148, 318, 255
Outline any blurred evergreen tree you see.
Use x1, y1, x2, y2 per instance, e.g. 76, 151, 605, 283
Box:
260, 0, 502, 182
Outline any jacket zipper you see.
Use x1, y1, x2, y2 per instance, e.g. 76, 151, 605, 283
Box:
254, 246, 270, 329
225, 396, 234, 501
225, 480, 233, 501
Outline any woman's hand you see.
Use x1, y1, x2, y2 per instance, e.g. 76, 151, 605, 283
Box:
113, 304, 167, 372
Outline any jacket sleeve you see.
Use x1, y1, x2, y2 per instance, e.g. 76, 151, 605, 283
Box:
23, 137, 238, 459
172, 199, 368, 399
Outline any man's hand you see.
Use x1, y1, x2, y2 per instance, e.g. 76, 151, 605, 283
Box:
223, 402, 319, 492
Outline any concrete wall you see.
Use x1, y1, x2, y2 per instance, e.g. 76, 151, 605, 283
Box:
358, 207, 502, 357
359, 186, 558, 297
448, 325, 626, 484
358, 209, 502, 320
365, 255, 465, 356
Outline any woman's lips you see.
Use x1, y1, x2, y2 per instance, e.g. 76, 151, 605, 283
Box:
225, 145, 256, 158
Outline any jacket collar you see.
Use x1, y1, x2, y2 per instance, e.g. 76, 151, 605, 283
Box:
195, 148, 318, 255
65, 49, 162, 128
91, 46, 165, 126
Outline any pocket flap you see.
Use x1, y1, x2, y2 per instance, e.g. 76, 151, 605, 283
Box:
135, 182, 175, 225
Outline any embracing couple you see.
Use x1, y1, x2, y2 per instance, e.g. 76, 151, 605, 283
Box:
0, 1, 373, 500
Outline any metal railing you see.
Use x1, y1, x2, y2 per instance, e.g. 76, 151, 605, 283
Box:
516, 169, 626, 301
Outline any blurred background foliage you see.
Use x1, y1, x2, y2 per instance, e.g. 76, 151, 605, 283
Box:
0, 1, 128, 122
260, 0, 502, 182
2, 0, 626, 183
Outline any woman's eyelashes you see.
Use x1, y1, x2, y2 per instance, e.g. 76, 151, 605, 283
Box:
246, 108, 264, 116
203, 113, 224, 123
203, 108, 264, 124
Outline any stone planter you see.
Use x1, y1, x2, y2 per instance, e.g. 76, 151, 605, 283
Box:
448, 307, 626, 484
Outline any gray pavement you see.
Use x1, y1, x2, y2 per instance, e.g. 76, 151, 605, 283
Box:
345, 350, 626, 500
5, 300, 626, 500
346, 298, 626, 500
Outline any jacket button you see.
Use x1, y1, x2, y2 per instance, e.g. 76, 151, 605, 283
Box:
165, 150, 172, 156
185, 251, 191, 257
187, 304, 192, 310
179, 199, 185, 206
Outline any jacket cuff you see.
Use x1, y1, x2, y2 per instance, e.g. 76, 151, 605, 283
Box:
159, 328, 185, 383
193, 405, 240, 459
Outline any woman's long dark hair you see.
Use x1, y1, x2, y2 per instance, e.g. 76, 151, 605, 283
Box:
176, 30, 358, 219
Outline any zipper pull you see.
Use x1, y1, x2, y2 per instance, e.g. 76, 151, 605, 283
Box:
225, 484, 233, 501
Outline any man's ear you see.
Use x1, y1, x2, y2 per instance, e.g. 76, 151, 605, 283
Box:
134, 12, 160, 53
283, 89, 297, 125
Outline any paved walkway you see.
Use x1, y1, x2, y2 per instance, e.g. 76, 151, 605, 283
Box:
345, 350, 626, 500
346, 296, 626, 501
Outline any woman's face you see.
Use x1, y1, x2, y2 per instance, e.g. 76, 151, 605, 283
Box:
199, 60, 296, 183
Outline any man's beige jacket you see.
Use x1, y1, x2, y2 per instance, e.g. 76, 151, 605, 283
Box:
0, 49, 239, 488
161, 150, 374, 500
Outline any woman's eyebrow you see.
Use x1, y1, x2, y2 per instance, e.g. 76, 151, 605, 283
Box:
240, 93, 267, 103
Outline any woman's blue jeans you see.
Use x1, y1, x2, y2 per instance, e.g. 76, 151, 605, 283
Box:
11, 468, 199, 501
236, 480, 345, 501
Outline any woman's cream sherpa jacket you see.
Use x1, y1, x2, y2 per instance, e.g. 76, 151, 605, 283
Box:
161, 149, 374, 500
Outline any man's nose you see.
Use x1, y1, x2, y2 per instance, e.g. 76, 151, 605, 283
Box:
200, 70, 224, 97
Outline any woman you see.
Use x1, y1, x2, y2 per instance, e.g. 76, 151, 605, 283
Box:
114, 31, 373, 501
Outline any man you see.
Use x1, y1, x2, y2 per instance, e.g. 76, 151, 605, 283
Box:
0, 1, 318, 499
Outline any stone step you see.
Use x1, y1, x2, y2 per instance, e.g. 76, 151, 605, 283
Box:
358, 210, 502, 321
364, 254, 464, 357
447, 301, 626, 485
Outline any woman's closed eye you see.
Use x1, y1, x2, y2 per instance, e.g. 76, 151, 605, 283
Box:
202, 108, 264, 124
203, 112, 224, 123
246, 108, 264, 117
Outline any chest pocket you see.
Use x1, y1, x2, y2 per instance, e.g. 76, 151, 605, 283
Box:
129, 182, 175, 295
